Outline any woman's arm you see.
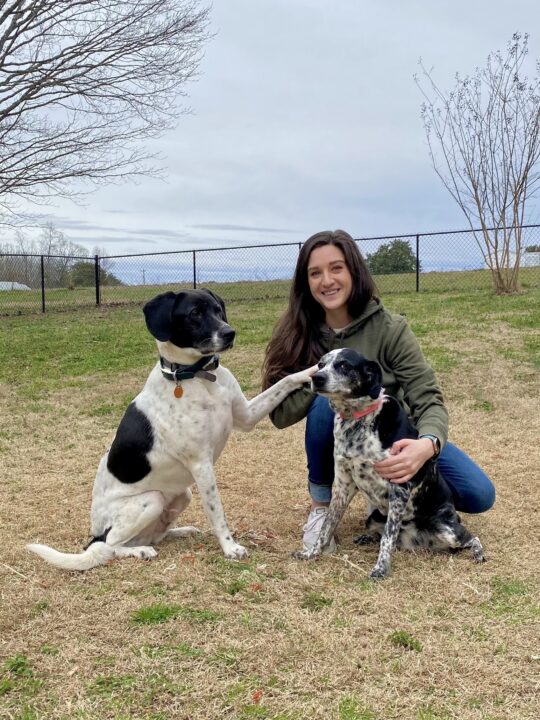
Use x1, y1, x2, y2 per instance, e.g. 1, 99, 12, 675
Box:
269, 386, 315, 429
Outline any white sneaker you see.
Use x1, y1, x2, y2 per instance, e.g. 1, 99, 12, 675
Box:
302, 507, 337, 554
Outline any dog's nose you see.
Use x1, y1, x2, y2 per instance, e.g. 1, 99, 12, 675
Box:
220, 327, 236, 345
311, 372, 325, 389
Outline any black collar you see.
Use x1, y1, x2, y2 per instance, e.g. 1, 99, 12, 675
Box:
159, 354, 220, 383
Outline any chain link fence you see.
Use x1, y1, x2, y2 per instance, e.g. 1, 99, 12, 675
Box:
1, 226, 539, 315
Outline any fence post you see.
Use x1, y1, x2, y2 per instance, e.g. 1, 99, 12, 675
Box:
415, 234, 420, 293
192, 250, 197, 289
40, 255, 46, 313
94, 255, 100, 305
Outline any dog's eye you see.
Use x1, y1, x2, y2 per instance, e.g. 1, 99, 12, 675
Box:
190, 308, 201, 319
336, 361, 349, 372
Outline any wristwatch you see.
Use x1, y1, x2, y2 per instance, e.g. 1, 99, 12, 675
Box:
419, 434, 441, 458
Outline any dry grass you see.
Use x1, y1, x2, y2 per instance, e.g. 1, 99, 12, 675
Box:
1, 298, 539, 720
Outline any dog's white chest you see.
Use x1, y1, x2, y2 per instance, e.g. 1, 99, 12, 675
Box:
138, 370, 234, 459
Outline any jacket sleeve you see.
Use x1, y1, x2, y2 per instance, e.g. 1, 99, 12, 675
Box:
383, 317, 449, 448
269, 386, 316, 429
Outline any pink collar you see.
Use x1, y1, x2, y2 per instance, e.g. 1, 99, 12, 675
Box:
340, 397, 384, 421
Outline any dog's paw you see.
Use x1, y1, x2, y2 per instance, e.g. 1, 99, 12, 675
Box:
369, 564, 390, 580
114, 546, 158, 561
224, 543, 248, 560
168, 526, 201, 538
354, 533, 378, 546
292, 549, 319, 561
470, 537, 486, 563
294, 364, 319, 386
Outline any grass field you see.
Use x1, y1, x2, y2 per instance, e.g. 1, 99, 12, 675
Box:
1, 266, 539, 316
0, 286, 539, 720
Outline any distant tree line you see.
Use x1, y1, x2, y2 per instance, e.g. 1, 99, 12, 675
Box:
0, 224, 122, 289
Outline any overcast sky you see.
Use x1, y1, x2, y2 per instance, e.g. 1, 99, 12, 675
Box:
11, 0, 540, 254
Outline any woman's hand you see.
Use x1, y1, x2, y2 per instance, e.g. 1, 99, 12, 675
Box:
373, 438, 435, 484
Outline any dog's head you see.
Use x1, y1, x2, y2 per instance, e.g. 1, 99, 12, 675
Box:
143, 289, 235, 357
311, 349, 383, 400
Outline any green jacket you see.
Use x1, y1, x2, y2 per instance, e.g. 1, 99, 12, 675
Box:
270, 298, 448, 448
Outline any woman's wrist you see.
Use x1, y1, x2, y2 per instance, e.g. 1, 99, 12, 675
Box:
419, 434, 441, 458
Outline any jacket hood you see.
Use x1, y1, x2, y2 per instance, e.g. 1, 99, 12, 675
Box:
319, 298, 384, 343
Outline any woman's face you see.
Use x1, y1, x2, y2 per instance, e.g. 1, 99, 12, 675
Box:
306, 244, 353, 326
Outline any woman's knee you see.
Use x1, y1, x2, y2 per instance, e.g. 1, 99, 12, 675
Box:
438, 442, 495, 514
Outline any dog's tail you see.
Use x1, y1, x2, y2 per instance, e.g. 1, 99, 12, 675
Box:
27, 541, 114, 571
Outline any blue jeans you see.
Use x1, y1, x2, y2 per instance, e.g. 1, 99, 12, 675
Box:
305, 395, 495, 513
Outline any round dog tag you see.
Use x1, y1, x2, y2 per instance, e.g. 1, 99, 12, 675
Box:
174, 385, 184, 398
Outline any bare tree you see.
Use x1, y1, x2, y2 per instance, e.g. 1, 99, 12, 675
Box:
0, 0, 210, 216
416, 32, 540, 294
0, 221, 89, 286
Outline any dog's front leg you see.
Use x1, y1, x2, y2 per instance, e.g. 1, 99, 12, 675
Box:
232, 367, 316, 431
370, 483, 410, 579
189, 459, 248, 560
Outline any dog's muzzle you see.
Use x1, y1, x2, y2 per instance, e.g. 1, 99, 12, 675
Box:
311, 372, 327, 392
218, 326, 235, 350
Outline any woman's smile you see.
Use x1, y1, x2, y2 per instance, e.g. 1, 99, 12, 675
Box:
307, 244, 353, 327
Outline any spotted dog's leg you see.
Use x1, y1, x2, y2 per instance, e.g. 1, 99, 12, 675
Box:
447, 521, 486, 563
463, 536, 485, 563
370, 483, 410, 579
189, 458, 248, 560
294, 462, 357, 560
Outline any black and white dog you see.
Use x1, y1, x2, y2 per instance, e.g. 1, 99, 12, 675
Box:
294, 349, 485, 578
28, 289, 315, 571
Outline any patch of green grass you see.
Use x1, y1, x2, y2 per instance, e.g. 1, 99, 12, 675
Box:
0, 678, 14, 696
39, 644, 59, 656
238, 705, 269, 719
491, 576, 529, 596
473, 393, 494, 412
338, 696, 376, 720
225, 578, 248, 596
0, 655, 43, 703
131, 603, 223, 625
388, 630, 423, 652
89, 674, 137, 695
3, 655, 33, 677
140, 642, 205, 659
480, 577, 539, 623
417, 706, 452, 720
211, 649, 241, 668
300, 591, 333, 612
130, 604, 182, 624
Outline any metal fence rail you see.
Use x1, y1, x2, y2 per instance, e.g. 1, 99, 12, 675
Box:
1, 225, 539, 315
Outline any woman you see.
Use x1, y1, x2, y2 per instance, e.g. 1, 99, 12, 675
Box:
262, 230, 495, 551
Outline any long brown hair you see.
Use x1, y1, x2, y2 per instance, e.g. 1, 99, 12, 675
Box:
262, 229, 377, 388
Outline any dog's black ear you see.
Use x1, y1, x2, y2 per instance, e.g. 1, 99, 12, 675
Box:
143, 292, 178, 341
364, 360, 383, 399
201, 287, 227, 322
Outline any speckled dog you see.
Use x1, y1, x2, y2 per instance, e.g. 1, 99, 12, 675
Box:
28, 289, 316, 571
294, 349, 485, 578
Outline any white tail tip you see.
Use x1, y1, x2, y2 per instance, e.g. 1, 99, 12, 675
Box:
27, 541, 114, 571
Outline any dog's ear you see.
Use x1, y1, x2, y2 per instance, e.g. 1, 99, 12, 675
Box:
143, 292, 178, 341
200, 288, 227, 322
364, 360, 383, 399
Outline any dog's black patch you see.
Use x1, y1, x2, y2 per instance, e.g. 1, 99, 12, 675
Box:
84, 527, 111, 550
107, 403, 153, 484
373, 396, 418, 450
